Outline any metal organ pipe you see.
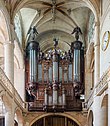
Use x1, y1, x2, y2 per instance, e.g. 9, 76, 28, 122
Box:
53, 53, 58, 82
71, 41, 82, 82
74, 49, 80, 81
33, 50, 37, 82
49, 66, 52, 83
26, 41, 39, 89
32, 50, 33, 81
29, 50, 32, 82
44, 88, 48, 106
52, 50, 59, 107
62, 88, 66, 107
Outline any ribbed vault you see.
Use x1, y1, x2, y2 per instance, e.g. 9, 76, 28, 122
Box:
3, 0, 100, 51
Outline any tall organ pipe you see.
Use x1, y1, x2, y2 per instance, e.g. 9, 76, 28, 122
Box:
62, 88, 66, 107
52, 49, 59, 107
26, 41, 39, 89
44, 88, 48, 106
53, 50, 58, 82
71, 41, 82, 82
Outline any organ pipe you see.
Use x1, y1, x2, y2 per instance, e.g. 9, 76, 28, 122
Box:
44, 88, 48, 106
26, 27, 39, 91
49, 66, 52, 83
62, 88, 66, 107
26, 41, 39, 89
52, 49, 59, 108
72, 41, 82, 82
53, 50, 58, 82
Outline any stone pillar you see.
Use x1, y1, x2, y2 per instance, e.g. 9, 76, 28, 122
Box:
93, 22, 101, 126
108, 80, 110, 126
94, 22, 100, 85
5, 108, 14, 126
4, 42, 14, 84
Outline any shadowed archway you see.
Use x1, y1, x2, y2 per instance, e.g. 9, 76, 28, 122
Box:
32, 115, 79, 126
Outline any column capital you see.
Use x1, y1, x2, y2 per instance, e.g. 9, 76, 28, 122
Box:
4, 42, 14, 48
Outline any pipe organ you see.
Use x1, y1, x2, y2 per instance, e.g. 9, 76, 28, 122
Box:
25, 27, 84, 112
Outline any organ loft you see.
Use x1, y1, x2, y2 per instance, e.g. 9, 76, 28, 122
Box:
25, 27, 84, 112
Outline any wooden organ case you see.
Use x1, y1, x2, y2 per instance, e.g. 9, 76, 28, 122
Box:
25, 27, 84, 112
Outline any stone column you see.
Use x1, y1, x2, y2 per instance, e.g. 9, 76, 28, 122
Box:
93, 22, 101, 126
108, 80, 110, 126
5, 108, 14, 126
94, 22, 100, 85
4, 42, 14, 84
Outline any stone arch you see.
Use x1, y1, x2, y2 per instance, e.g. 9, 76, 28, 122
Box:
30, 112, 87, 126
101, 94, 108, 108
0, 1, 11, 42
83, 0, 99, 23
0, 5, 13, 74
0, 10, 10, 65
100, 94, 108, 126
88, 110, 93, 126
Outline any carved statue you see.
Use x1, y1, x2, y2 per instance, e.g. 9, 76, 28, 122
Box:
53, 38, 58, 48
28, 26, 38, 41
71, 26, 82, 40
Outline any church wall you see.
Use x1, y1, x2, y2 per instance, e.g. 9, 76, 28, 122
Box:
100, 1, 110, 77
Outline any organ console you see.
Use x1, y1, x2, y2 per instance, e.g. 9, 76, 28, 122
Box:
25, 27, 84, 112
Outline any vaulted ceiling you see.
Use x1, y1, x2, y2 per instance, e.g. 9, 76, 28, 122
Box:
4, 0, 99, 51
